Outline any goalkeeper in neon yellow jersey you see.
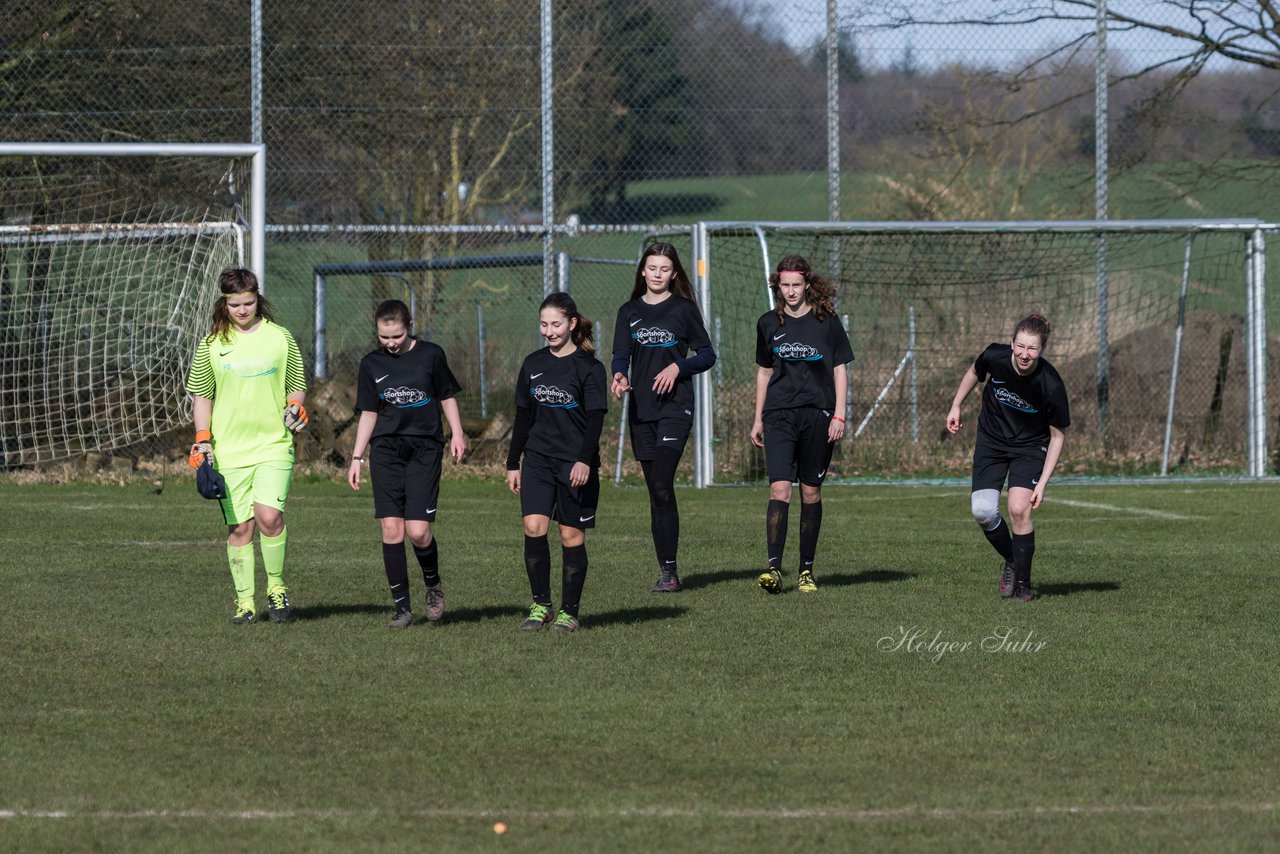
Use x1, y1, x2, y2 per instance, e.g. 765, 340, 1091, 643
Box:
186, 267, 308, 624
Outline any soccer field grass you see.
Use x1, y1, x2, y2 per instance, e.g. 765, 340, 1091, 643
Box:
4, 478, 1279, 850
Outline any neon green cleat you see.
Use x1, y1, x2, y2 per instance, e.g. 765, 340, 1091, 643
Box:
550, 610, 580, 633
757, 569, 782, 594
521, 602, 554, 631
798, 569, 818, 593
230, 602, 256, 624
266, 586, 292, 623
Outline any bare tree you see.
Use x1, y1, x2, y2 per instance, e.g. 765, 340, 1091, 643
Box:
847, 1, 1280, 217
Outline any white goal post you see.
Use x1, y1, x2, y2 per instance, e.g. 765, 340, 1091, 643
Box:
0, 143, 265, 467
0, 143, 265, 281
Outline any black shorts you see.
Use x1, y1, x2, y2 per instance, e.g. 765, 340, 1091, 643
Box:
520, 449, 599, 529
369, 435, 443, 521
763, 407, 834, 486
629, 416, 692, 461
971, 437, 1047, 492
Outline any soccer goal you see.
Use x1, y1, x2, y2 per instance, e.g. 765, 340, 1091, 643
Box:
692, 220, 1270, 483
0, 143, 264, 468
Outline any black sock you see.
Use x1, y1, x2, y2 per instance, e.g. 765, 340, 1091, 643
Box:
766, 499, 790, 572
524, 535, 552, 605
382, 541, 410, 612
561, 543, 588, 617
1011, 531, 1036, 585
983, 515, 1014, 561
414, 538, 440, 587
799, 500, 823, 571
643, 451, 681, 571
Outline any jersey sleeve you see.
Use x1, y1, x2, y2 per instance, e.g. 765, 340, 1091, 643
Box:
431, 345, 463, 400
1047, 371, 1072, 429
755, 315, 774, 368
973, 344, 999, 382
829, 318, 855, 366
582, 356, 609, 414
282, 328, 307, 394
676, 300, 716, 375
354, 355, 379, 412
186, 336, 216, 398
611, 303, 633, 375
514, 356, 533, 409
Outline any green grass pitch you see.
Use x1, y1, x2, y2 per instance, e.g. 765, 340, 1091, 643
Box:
3, 477, 1279, 850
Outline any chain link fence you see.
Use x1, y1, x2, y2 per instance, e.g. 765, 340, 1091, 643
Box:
3, 1, 1278, 477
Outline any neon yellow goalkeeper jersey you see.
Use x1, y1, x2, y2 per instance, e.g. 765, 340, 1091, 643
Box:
186, 320, 307, 468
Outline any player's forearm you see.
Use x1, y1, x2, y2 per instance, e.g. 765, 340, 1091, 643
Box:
1039, 426, 1066, 485
440, 398, 464, 439
950, 367, 980, 410
350, 410, 378, 457
286, 391, 307, 406
753, 367, 772, 422
832, 364, 847, 419
192, 396, 213, 434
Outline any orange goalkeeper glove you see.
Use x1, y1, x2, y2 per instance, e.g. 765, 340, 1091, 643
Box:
283, 401, 309, 433
188, 430, 214, 469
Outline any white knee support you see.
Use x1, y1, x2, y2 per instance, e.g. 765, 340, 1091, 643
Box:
970, 489, 1002, 531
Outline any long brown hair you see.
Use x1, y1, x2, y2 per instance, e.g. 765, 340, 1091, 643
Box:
630, 242, 697, 304
768, 255, 837, 324
208, 267, 277, 343
540, 292, 595, 354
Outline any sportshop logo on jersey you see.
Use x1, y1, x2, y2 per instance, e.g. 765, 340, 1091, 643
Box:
381, 386, 431, 408
773, 342, 822, 362
993, 386, 1036, 413
531, 384, 578, 408
632, 326, 677, 348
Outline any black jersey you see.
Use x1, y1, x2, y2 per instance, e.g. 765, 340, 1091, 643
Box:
515, 347, 608, 465
355, 339, 461, 443
973, 343, 1071, 448
611, 295, 713, 423
755, 310, 854, 413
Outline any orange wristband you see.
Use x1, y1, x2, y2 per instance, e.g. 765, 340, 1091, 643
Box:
195, 429, 212, 442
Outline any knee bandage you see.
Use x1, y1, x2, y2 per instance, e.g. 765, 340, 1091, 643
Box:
970, 489, 1002, 531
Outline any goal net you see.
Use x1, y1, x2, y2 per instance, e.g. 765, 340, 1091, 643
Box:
700, 222, 1267, 482
0, 151, 251, 469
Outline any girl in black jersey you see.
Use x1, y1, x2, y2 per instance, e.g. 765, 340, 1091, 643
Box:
946, 314, 1070, 602
750, 256, 854, 595
506, 292, 608, 633
347, 300, 467, 627
611, 243, 717, 593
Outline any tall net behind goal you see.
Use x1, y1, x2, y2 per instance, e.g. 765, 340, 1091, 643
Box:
702, 223, 1265, 482
0, 154, 250, 469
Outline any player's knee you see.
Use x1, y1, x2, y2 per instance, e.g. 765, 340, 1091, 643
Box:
769, 482, 792, 502
970, 489, 1002, 530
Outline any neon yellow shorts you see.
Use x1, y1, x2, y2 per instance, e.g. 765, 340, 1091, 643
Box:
217, 460, 294, 525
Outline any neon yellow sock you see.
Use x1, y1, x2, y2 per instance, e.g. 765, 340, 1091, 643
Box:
260, 527, 288, 592
227, 541, 256, 607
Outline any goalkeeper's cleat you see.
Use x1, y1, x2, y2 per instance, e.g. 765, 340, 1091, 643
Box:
230, 602, 256, 624
1011, 582, 1036, 603
650, 568, 681, 593
549, 610, 580, 633
521, 602, 554, 631
266, 586, 292, 622
387, 608, 413, 629
998, 560, 1016, 598
757, 569, 782, 595
424, 583, 445, 622
797, 569, 818, 593
283, 401, 309, 433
